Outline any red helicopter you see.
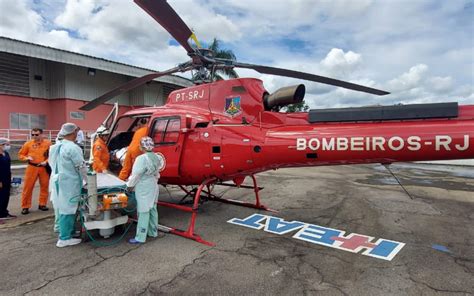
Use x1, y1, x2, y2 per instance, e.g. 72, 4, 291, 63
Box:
80, 0, 474, 246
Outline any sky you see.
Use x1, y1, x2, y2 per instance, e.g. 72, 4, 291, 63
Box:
0, 0, 473, 108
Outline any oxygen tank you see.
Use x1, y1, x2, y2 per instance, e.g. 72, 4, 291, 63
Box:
87, 172, 98, 216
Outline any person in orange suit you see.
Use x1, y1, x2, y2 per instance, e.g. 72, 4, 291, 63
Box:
119, 118, 149, 180
18, 128, 52, 214
92, 128, 110, 173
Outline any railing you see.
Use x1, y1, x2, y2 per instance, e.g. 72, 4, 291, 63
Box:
0, 129, 94, 161
0, 129, 94, 142
0, 129, 60, 143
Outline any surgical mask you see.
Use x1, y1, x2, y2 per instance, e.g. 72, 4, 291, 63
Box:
3, 145, 10, 152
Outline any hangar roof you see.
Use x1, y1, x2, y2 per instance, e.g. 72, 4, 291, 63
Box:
0, 36, 193, 88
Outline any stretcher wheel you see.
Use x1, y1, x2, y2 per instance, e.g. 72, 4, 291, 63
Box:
81, 226, 90, 242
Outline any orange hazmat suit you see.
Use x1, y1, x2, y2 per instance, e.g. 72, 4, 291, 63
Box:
92, 137, 110, 173
18, 139, 51, 208
118, 126, 148, 180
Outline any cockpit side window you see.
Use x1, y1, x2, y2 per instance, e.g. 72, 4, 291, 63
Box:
151, 117, 180, 145
152, 119, 168, 143
164, 118, 180, 143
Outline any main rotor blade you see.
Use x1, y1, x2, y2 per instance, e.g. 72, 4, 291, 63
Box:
135, 0, 195, 54
234, 62, 390, 96
79, 66, 182, 111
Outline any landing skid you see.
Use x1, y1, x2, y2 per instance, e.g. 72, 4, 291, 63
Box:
205, 175, 277, 212
157, 175, 275, 246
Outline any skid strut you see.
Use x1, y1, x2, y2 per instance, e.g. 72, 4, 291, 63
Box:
157, 175, 275, 246
204, 175, 276, 212
158, 178, 216, 246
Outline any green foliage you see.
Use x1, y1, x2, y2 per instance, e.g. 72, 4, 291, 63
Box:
209, 38, 239, 80
283, 102, 310, 112
193, 38, 239, 82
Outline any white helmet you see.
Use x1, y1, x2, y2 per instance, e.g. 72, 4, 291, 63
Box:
96, 126, 110, 135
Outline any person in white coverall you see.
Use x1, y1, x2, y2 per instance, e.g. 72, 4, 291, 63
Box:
48, 136, 62, 233
49, 123, 87, 248
127, 136, 161, 244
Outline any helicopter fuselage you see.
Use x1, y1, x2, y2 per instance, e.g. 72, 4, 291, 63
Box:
111, 78, 474, 185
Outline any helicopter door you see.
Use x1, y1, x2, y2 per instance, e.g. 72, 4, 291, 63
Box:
100, 102, 119, 133
150, 116, 184, 177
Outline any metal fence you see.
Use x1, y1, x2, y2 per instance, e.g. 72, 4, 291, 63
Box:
0, 129, 60, 143
0, 129, 93, 161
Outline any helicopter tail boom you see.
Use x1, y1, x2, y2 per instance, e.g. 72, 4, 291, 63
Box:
262, 107, 474, 168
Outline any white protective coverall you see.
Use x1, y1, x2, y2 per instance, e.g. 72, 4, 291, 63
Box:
127, 152, 161, 242
50, 139, 87, 215
49, 139, 87, 241
48, 140, 61, 232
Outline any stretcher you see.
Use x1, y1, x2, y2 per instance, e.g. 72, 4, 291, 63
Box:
80, 172, 130, 239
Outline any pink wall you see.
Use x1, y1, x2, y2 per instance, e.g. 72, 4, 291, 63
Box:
0, 95, 53, 128
0, 94, 132, 131
62, 99, 132, 130
49, 99, 67, 129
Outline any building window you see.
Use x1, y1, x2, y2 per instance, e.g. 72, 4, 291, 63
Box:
70, 111, 85, 120
10, 113, 46, 129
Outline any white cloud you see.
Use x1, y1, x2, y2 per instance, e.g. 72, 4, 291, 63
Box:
54, 0, 98, 29
171, 1, 242, 43
428, 76, 453, 93
323, 0, 374, 17
320, 48, 362, 77
0, 0, 472, 108
0, 0, 43, 40
387, 64, 428, 92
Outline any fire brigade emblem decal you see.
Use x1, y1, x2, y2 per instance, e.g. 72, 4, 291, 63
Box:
155, 152, 166, 172
228, 214, 405, 261
224, 96, 241, 117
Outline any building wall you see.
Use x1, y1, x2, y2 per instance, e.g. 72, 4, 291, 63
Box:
0, 52, 29, 96
29, 58, 47, 98
0, 94, 51, 128
65, 64, 130, 105
1, 47, 188, 132
49, 99, 67, 129
47, 61, 66, 98
62, 99, 132, 129
144, 82, 165, 106
0, 94, 132, 130
130, 82, 164, 106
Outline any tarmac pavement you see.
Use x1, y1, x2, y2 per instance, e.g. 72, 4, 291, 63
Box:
0, 166, 54, 229
0, 163, 473, 295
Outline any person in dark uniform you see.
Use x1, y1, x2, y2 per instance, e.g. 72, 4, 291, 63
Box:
0, 137, 16, 220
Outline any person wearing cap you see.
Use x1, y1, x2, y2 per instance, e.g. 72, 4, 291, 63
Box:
119, 118, 149, 180
49, 123, 87, 247
92, 127, 110, 173
0, 138, 16, 220
75, 127, 85, 151
126, 136, 161, 244
18, 128, 51, 215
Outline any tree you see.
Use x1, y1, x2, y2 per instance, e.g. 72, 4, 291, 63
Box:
193, 38, 239, 82
282, 102, 310, 112
208, 38, 239, 80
